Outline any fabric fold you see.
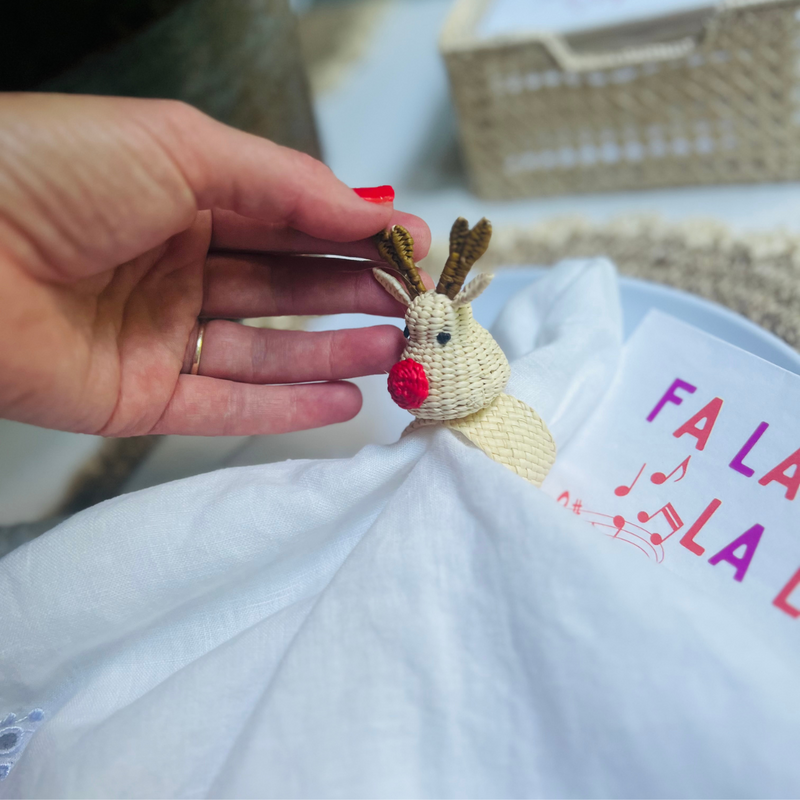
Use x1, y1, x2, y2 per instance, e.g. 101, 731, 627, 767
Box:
2, 261, 797, 798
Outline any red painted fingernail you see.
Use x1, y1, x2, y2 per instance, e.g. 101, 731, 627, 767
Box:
353, 185, 395, 204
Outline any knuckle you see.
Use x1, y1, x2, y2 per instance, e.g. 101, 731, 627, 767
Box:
161, 99, 203, 127
293, 148, 328, 176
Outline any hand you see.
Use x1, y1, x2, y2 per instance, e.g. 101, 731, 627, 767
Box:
0, 94, 430, 436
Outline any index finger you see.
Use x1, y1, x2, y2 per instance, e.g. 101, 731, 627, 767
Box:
150, 103, 400, 243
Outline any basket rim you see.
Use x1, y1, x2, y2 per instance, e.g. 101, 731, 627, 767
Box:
440, 0, 800, 72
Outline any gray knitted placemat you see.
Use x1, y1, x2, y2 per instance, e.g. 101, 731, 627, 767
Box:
422, 215, 800, 348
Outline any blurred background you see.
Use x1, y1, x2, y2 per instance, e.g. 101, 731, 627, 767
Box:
4, 0, 800, 549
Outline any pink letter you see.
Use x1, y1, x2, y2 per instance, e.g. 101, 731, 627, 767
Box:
680, 498, 722, 556
673, 397, 723, 452
647, 379, 697, 422
758, 447, 800, 501
708, 524, 764, 582
730, 422, 769, 478
773, 568, 800, 618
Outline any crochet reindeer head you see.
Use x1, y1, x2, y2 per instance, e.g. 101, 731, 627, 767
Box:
373, 217, 510, 421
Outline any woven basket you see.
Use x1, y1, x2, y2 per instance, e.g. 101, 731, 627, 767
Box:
441, 0, 800, 198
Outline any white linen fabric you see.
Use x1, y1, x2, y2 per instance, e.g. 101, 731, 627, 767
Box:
1, 260, 799, 798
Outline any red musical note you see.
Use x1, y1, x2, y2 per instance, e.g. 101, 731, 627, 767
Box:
651, 456, 691, 486
557, 491, 570, 507
579, 510, 665, 563
637, 503, 684, 545
614, 463, 646, 497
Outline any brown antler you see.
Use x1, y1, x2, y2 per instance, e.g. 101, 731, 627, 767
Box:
436, 217, 492, 299
375, 225, 427, 298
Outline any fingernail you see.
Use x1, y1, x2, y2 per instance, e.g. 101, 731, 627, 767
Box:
354, 185, 395, 204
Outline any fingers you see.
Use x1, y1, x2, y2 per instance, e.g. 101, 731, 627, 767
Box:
150, 376, 363, 436
210, 208, 432, 261
195, 320, 405, 384
202, 253, 435, 318
203, 254, 412, 318
1, 94, 431, 289
162, 317, 404, 436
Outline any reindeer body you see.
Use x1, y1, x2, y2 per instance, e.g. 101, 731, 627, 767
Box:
374, 218, 556, 487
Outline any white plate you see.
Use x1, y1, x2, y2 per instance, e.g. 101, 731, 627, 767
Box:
481, 268, 800, 374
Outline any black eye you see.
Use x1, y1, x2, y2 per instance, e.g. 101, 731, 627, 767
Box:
403, 326, 410, 339
437, 331, 451, 345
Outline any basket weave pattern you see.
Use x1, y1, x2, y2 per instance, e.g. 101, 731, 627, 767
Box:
443, 0, 800, 198
399, 296, 557, 487
445, 394, 557, 486
403, 295, 511, 420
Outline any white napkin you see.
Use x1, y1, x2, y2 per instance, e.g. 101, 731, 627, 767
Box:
492, 258, 622, 446
2, 260, 798, 798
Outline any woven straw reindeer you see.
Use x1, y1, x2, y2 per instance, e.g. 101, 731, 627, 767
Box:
373, 217, 557, 487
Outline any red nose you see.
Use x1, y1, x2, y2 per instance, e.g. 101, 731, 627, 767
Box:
388, 359, 429, 409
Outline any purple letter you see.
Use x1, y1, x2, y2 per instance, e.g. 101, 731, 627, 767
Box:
730, 422, 769, 478
647, 379, 697, 422
708, 524, 764, 582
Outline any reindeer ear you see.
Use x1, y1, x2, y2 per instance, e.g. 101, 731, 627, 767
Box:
453, 273, 493, 307
373, 268, 412, 306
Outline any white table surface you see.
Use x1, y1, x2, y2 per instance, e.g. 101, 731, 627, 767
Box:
5, 0, 800, 523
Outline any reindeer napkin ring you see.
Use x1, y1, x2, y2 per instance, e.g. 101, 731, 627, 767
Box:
373, 217, 557, 487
